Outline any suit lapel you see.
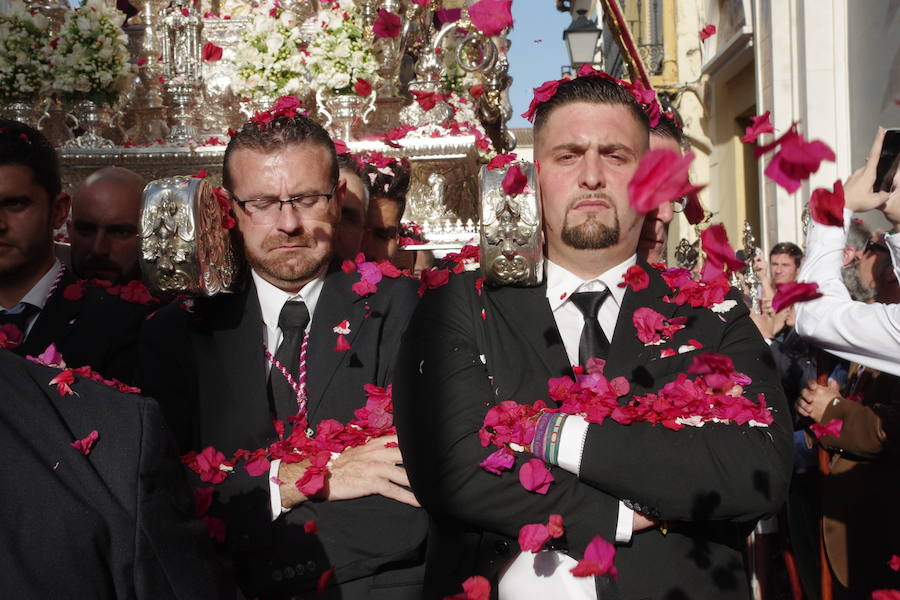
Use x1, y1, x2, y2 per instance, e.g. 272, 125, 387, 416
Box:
194, 284, 271, 450
605, 259, 678, 379
305, 271, 370, 422
486, 282, 573, 380
19, 270, 79, 357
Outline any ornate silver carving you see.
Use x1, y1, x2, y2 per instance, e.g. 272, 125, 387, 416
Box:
140, 175, 241, 296
162, 0, 203, 144
741, 220, 762, 313
316, 88, 378, 141
674, 237, 699, 271
123, 1, 169, 144
61, 100, 118, 149
479, 162, 543, 287
0, 99, 49, 130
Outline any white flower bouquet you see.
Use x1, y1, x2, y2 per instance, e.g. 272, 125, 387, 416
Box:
48, 0, 135, 107
303, 0, 382, 95
231, 1, 307, 99
0, 4, 51, 103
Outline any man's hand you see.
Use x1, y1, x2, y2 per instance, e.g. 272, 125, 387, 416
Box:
278, 435, 420, 509
749, 309, 774, 340
633, 511, 657, 532
883, 167, 900, 232
845, 127, 890, 213
796, 379, 841, 424
326, 435, 420, 506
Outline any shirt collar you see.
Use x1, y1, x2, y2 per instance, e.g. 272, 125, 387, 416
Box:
252, 268, 326, 329
11, 259, 64, 311
545, 254, 637, 312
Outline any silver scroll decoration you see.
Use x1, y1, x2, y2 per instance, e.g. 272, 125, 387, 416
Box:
140, 175, 241, 296
479, 162, 542, 287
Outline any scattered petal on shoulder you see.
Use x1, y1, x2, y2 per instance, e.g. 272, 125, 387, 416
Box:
467, 0, 512, 36
618, 264, 649, 291
810, 418, 843, 440
518, 522, 551, 553
334, 334, 351, 352
443, 575, 491, 600
50, 369, 76, 396
570, 535, 618, 578
418, 268, 451, 296
0, 324, 23, 350
772, 281, 822, 313
740, 111, 774, 144
63, 281, 86, 300
304, 520, 318, 535
809, 180, 845, 227
70, 430, 99, 455
627, 150, 704, 214
518, 458, 554, 494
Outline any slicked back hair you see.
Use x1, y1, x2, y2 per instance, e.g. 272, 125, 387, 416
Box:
0, 119, 62, 201
222, 114, 339, 192
533, 76, 650, 151
651, 113, 686, 149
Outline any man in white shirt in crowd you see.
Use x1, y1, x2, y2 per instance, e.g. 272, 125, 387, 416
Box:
795, 128, 900, 377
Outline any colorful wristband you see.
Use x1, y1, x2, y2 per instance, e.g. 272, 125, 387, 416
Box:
532, 412, 567, 466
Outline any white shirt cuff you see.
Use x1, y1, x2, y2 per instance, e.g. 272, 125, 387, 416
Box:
269, 458, 288, 521
556, 414, 589, 475
616, 501, 634, 543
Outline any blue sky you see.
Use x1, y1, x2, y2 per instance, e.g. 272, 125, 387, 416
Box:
506, 3, 573, 129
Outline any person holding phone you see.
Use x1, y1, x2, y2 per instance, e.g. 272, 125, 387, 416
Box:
794, 127, 900, 375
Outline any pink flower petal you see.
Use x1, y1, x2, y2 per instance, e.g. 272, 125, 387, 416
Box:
548, 514, 565, 538
741, 111, 774, 144
373, 9, 401, 38
810, 418, 843, 440
70, 430, 99, 455
809, 180, 845, 227
772, 281, 822, 313
518, 523, 551, 553
480, 448, 515, 474
700, 224, 746, 273
201, 41, 223, 62
699, 24, 717, 42
501, 164, 528, 196
570, 535, 618, 578
618, 264, 649, 291
518, 458, 554, 494
468, 0, 512, 36
487, 153, 517, 171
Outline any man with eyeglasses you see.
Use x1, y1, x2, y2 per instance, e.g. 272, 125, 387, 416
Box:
139, 113, 427, 599
0, 120, 150, 384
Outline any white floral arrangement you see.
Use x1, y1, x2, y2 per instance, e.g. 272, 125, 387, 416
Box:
231, 1, 307, 99
303, 0, 382, 95
48, 0, 134, 106
0, 4, 51, 103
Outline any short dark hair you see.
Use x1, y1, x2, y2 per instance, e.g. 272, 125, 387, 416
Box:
0, 119, 62, 200
651, 113, 686, 149
770, 241, 803, 267
533, 76, 650, 148
366, 162, 410, 218
222, 114, 338, 192
336, 153, 363, 179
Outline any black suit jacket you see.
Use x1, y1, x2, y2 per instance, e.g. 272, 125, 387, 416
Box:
16, 269, 154, 385
394, 260, 793, 599
0, 350, 231, 599
139, 267, 428, 599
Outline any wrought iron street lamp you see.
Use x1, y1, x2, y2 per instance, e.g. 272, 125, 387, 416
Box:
563, 9, 601, 68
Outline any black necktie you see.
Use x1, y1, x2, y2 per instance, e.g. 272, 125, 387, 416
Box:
269, 300, 310, 421
0, 303, 39, 346
569, 289, 611, 367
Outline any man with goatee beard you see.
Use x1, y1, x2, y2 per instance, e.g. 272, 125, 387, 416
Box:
139, 113, 426, 600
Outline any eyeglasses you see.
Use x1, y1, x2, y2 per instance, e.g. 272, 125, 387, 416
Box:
229, 187, 335, 224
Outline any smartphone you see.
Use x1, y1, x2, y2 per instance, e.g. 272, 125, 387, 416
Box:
874, 128, 900, 192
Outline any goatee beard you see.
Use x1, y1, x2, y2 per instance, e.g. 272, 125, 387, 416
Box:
562, 212, 620, 249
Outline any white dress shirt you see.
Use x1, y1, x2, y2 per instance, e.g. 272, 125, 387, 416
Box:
0, 260, 63, 337
794, 209, 900, 377
251, 269, 325, 519
499, 256, 636, 600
